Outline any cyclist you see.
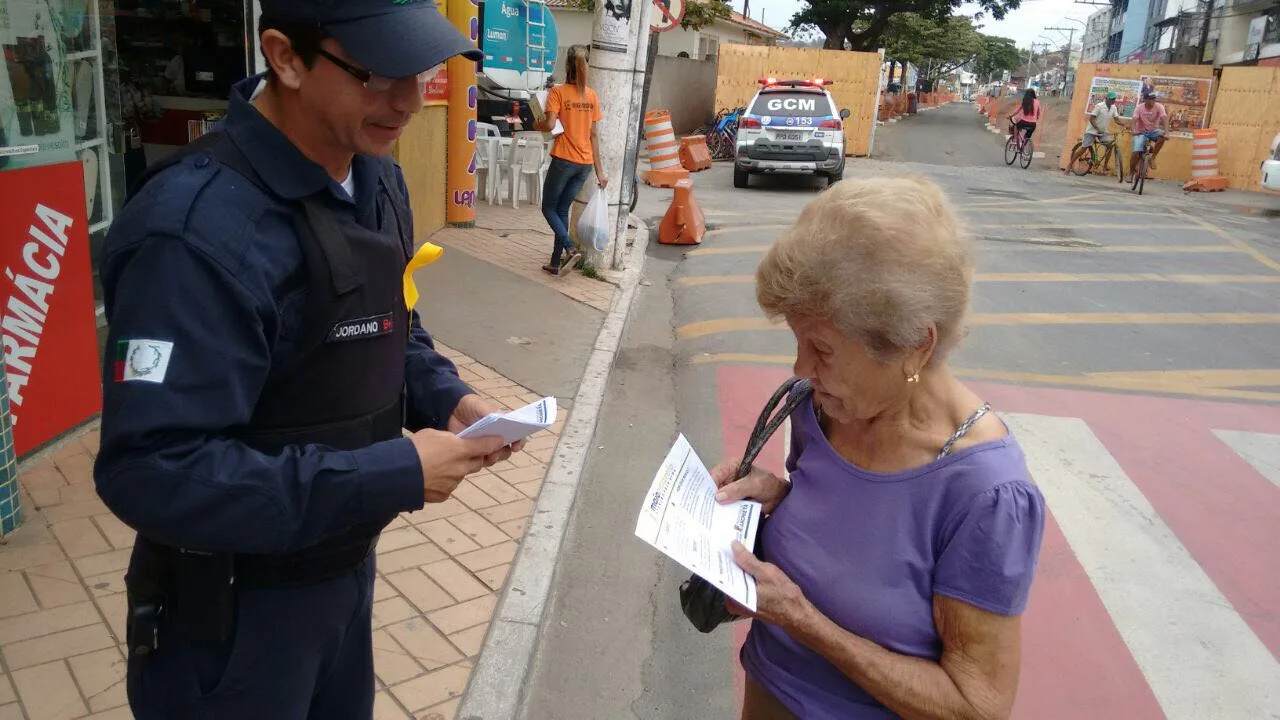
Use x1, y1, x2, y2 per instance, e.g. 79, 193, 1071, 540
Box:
1129, 90, 1168, 180
1007, 88, 1041, 150
1065, 90, 1128, 173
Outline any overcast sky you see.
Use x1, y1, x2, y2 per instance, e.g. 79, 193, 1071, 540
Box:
744, 0, 1099, 49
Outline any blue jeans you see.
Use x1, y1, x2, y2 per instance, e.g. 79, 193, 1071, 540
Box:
541, 156, 593, 266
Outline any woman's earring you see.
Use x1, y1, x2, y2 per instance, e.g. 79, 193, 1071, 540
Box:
906, 372, 920, 384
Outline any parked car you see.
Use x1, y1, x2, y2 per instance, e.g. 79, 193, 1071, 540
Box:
733, 77, 851, 189
1262, 129, 1280, 192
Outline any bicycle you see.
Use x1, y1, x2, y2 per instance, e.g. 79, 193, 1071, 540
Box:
1130, 133, 1159, 196
1067, 130, 1125, 183
705, 106, 744, 161
1004, 121, 1034, 169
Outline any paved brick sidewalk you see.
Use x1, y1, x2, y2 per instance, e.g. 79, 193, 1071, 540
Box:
0, 344, 562, 720
433, 204, 617, 312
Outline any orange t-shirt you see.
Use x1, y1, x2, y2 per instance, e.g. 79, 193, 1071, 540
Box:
546, 84, 602, 165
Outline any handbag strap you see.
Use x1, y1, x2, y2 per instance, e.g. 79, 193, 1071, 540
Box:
737, 377, 813, 481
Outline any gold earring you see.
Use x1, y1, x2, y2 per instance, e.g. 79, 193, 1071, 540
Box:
906, 372, 920, 384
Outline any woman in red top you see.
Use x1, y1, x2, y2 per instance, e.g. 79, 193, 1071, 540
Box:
1007, 89, 1040, 148
537, 45, 606, 276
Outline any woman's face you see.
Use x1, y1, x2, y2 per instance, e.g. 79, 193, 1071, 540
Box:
787, 315, 908, 424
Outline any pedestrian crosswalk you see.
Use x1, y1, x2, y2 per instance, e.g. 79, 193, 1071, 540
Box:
715, 365, 1280, 719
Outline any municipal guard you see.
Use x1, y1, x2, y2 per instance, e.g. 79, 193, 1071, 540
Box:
93, 1, 513, 717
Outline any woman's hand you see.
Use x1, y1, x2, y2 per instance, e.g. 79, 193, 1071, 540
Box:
711, 461, 790, 515
727, 542, 815, 633
597, 172, 609, 189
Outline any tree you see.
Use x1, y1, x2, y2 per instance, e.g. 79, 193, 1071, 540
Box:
973, 34, 1020, 81
789, 0, 1020, 53
884, 13, 981, 87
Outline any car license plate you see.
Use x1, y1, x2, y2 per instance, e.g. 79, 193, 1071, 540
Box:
774, 131, 804, 141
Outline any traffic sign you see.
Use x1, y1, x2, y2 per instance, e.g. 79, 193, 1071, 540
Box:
650, 0, 684, 33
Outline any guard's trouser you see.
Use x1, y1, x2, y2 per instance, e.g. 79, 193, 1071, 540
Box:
127, 555, 376, 719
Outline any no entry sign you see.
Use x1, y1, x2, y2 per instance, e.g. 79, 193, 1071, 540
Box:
650, 0, 685, 32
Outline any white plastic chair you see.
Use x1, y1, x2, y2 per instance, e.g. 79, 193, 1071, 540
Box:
475, 136, 500, 203
494, 131, 547, 207
476, 121, 500, 138
504, 137, 547, 209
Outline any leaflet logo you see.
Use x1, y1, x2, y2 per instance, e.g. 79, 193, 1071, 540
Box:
649, 491, 664, 512
327, 313, 394, 343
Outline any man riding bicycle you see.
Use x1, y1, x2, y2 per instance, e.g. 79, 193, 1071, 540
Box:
1065, 91, 1128, 173
1129, 90, 1168, 180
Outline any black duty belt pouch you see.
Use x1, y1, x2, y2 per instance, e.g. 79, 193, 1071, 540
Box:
678, 376, 812, 634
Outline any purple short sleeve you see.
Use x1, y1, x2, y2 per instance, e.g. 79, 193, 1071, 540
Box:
933, 481, 1046, 616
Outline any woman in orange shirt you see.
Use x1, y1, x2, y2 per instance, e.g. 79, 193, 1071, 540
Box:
538, 45, 606, 276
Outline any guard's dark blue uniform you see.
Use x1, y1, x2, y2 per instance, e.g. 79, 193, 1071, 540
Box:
95, 74, 472, 719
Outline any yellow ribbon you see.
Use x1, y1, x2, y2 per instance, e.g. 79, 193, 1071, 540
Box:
404, 242, 444, 310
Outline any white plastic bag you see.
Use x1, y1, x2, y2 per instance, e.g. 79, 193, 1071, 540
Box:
578, 188, 610, 253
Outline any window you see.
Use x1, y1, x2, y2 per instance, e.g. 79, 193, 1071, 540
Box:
698, 34, 719, 60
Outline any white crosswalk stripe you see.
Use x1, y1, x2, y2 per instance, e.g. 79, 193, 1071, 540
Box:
1005, 412, 1280, 720
1213, 429, 1280, 488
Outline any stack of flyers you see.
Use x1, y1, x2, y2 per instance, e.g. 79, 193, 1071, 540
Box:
457, 396, 557, 446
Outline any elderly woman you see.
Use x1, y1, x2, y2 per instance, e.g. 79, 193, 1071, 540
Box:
713, 176, 1046, 720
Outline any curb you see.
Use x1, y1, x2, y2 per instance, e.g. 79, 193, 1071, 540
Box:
456, 215, 652, 720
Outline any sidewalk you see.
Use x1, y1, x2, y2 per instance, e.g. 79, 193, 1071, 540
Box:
0, 202, 642, 720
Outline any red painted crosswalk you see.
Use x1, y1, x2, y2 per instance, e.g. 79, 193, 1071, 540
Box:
714, 365, 1280, 719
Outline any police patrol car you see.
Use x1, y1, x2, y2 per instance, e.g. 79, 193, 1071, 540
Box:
734, 77, 851, 189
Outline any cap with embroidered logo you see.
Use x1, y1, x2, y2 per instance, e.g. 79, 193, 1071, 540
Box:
260, 0, 483, 79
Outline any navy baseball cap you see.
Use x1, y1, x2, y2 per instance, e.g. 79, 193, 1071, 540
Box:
261, 0, 483, 79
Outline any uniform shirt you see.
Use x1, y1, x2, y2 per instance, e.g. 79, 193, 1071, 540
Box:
1087, 100, 1122, 135
546, 84, 602, 165
740, 396, 1046, 719
95, 74, 473, 555
1132, 101, 1167, 134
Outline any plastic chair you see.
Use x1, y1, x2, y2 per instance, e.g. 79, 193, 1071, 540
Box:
476, 121, 500, 138
494, 131, 547, 207
504, 137, 547, 209
475, 136, 499, 203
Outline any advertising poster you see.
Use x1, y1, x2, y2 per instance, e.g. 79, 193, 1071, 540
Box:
1, 160, 103, 457
1086, 75, 1212, 139
591, 0, 632, 53
0, 0, 78, 171
423, 64, 449, 106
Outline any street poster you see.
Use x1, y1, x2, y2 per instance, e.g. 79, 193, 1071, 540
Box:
1, 160, 103, 456
591, 0, 632, 53
1086, 74, 1213, 139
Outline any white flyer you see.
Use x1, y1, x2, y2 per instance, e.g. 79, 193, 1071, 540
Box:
635, 434, 761, 611
457, 396, 557, 446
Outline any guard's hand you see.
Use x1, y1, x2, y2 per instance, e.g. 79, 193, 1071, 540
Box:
448, 394, 526, 456
410, 430, 510, 503
711, 460, 790, 515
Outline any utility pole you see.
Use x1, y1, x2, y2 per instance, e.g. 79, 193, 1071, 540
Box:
1046, 26, 1077, 69
587, 0, 653, 271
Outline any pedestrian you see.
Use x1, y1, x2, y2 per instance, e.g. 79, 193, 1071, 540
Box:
536, 44, 606, 277
713, 176, 1046, 719
94, 2, 517, 717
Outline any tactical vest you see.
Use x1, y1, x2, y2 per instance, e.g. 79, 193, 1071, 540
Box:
125, 131, 414, 587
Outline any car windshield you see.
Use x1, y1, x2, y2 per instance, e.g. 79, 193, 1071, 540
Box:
750, 90, 832, 118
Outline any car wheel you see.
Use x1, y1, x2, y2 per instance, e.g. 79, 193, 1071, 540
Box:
734, 165, 749, 189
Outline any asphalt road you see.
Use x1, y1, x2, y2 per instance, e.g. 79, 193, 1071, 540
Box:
518, 103, 1280, 720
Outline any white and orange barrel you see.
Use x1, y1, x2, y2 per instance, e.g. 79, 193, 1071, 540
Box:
642, 110, 689, 188
1184, 128, 1228, 192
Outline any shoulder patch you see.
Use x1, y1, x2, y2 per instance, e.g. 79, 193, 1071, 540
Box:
114, 339, 174, 383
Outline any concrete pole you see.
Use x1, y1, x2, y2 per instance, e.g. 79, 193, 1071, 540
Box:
583, 0, 652, 271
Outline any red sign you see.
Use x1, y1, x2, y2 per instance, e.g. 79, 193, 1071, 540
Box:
1, 161, 103, 456
424, 68, 449, 106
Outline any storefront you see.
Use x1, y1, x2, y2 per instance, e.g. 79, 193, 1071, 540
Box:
2, 0, 467, 460
2, 0, 267, 458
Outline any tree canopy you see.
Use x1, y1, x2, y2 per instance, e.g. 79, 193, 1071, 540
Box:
790, 0, 1020, 52
973, 34, 1021, 80
883, 13, 981, 81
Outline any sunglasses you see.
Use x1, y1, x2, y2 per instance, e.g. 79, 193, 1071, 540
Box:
316, 48, 442, 93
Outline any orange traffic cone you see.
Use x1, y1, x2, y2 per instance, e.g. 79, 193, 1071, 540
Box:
658, 179, 705, 245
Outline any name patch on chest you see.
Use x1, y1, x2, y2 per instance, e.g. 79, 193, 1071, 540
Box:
327, 313, 394, 343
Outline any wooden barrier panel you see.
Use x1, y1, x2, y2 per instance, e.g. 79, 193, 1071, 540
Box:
714, 45, 882, 156
1060, 63, 1216, 182
1209, 66, 1280, 192
394, 106, 449, 240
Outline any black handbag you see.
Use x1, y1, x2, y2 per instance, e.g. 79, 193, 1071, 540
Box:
678, 376, 813, 633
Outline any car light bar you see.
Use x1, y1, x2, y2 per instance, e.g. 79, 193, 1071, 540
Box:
756, 77, 835, 88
